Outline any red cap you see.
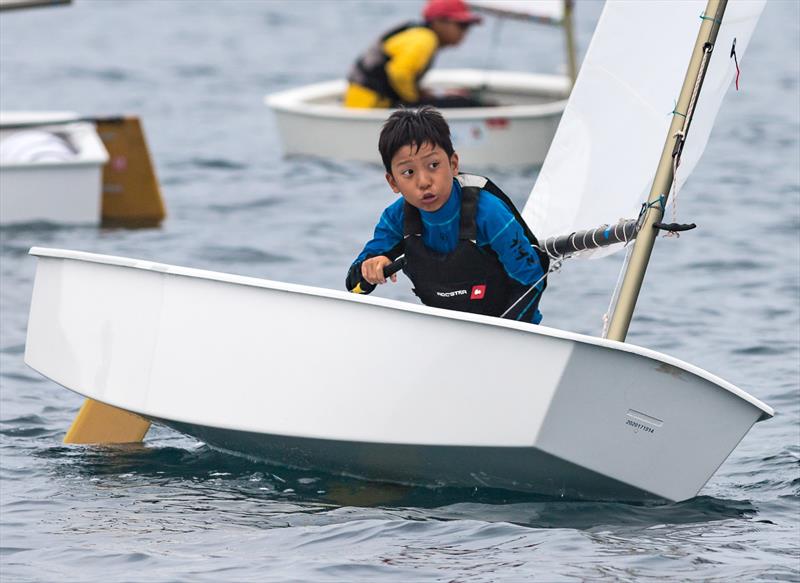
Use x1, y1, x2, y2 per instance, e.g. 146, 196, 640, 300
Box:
423, 0, 483, 24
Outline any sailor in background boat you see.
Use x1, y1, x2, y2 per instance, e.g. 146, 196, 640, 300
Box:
344, 0, 484, 109
346, 107, 548, 324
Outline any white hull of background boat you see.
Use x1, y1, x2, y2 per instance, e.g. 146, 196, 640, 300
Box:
0, 112, 109, 225
24, 248, 773, 502
264, 69, 569, 169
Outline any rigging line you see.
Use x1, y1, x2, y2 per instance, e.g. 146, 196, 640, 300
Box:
602, 244, 635, 338
544, 236, 560, 259
635, 196, 665, 228
666, 154, 681, 236
532, 242, 557, 262
671, 99, 687, 118
569, 231, 579, 251
499, 257, 562, 320
591, 224, 608, 248
666, 43, 712, 235
543, 238, 554, 257
620, 220, 629, 245
680, 44, 713, 147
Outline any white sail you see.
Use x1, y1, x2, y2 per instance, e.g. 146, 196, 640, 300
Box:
523, 0, 766, 257
468, 0, 565, 25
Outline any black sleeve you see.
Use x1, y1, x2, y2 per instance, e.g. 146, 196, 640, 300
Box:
344, 241, 405, 294
345, 261, 371, 294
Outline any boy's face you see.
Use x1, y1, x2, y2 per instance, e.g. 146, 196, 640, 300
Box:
385, 142, 459, 213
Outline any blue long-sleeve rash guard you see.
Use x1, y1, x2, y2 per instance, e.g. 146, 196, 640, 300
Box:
354, 179, 545, 323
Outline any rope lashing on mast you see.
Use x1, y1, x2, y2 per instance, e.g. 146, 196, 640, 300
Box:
671, 42, 713, 162
665, 37, 715, 235
641, 194, 696, 236
699, 13, 722, 24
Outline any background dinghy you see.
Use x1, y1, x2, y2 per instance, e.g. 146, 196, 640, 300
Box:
265, 1, 578, 169
265, 70, 570, 169
25, 247, 772, 502
0, 112, 108, 225
0, 111, 166, 226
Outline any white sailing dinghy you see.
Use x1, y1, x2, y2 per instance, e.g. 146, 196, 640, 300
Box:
0, 1, 163, 225
25, 0, 773, 502
0, 112, 108, 225
264, 1, 577, 169
0, 112, 166, 226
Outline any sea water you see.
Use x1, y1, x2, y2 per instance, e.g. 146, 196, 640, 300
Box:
1, 1, 798, 581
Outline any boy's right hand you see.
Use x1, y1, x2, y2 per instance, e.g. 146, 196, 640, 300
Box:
362, 256, 397, 286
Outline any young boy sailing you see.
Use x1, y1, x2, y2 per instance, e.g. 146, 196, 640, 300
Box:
346, 107, 548, 323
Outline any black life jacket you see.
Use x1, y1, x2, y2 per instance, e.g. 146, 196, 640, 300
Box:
401, 174, 549, 317
347, 22, 436, 106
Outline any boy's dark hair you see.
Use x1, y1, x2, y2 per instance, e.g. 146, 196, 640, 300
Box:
378, 106, 455, 173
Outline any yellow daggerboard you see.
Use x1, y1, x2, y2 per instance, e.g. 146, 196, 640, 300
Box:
64, 399, 151, 444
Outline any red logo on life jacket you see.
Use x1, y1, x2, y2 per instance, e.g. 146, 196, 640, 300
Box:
470, 285, 486, 300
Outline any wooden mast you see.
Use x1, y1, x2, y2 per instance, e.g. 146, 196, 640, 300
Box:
606, 0, 728, 342
563, 0, 578, 86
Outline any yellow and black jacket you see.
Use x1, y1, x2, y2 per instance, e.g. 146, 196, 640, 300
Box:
345, 22, 439, 108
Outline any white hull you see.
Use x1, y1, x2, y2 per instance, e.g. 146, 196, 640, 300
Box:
0, 112, 108, 225
265, 69, 569, 169
24, 248, 772, 502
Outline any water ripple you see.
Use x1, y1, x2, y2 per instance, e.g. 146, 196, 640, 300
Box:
198, 245, 292, 264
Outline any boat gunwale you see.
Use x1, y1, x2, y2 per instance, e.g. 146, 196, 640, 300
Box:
28, 246, 775, 421
264, 69, 571, 121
